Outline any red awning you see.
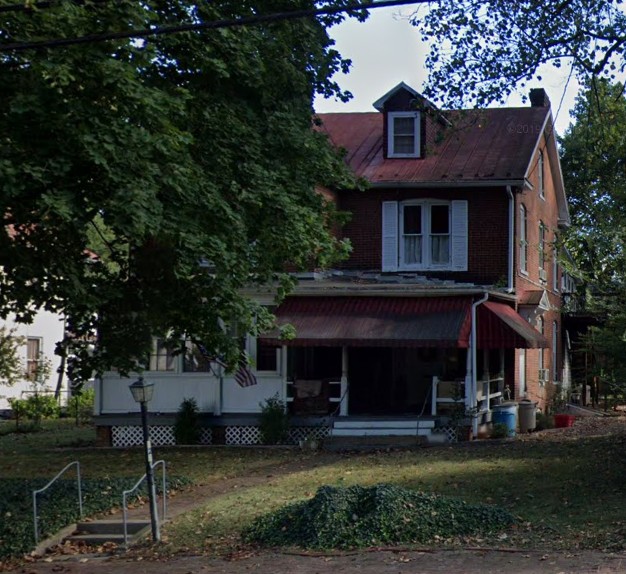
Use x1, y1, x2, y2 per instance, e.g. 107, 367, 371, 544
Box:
261, 296, 473, 348
477, 301, 548, 349
261, 296, 548, 350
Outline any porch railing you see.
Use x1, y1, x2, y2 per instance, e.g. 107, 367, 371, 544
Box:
431, 376, 504, 417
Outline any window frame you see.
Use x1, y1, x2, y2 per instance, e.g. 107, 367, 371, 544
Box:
26, 337, 42, 381
399, 200, 451, 270
552, 320, 559, 382
520, 204, 528, 274
538, 149, 545, 199
537, 316, 546, 383
388, 111, 420, 158
538, 221, 546, 271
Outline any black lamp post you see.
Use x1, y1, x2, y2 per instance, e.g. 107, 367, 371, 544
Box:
129, 376, 160, 542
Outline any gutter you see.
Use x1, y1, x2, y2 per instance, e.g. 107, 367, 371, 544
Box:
369, 180, 528, 190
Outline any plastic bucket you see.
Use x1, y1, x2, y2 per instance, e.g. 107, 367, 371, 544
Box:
492, 403, 518, 437
554, 414, 575, 428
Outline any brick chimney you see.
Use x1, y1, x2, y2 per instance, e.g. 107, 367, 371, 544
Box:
529, 88, 550, 107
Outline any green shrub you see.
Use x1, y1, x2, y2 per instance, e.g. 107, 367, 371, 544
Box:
259, 394, 289, 444
535, 411, 554, 431
174, 398, 201, 445
243, 483, 516, 549
9, 394, 59, 430
490, 422, 509, 439
68, 388, 95, 425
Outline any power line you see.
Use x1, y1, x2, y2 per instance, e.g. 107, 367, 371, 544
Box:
0, 0, 427, 52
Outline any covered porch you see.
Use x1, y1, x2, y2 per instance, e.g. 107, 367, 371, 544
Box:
263, 293, 548, 437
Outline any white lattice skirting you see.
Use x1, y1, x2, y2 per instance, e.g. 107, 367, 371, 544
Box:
111, 425, 328, 447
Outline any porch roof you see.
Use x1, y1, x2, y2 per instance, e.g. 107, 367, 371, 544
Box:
478, 301, 548, 349
261, 296, 548, 349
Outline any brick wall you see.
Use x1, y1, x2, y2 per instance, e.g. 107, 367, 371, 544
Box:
337, 186, 510, 285
513, 137, 564, 411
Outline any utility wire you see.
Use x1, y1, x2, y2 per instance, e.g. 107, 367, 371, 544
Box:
0, 0, 427, 52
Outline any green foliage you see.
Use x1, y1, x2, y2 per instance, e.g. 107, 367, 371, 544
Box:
259, 394, 289, 445
0, 475, 190, 559
559, 79, 626, 398
535, 412, 555, 431
243, 483, 516, 549
411, 1, 626, 107
0, 326, 24, 387
9, 393, 60, 430
174, 398, 201, 445
0, 1, 362, 382
68, 388, 95, 425
490, 422, 509, 439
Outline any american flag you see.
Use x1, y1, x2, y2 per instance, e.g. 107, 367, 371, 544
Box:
197, 344, 257, 387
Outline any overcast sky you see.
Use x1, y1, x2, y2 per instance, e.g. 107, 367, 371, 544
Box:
314, 6, 581, 136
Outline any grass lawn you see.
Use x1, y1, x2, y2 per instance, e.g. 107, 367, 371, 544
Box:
1, 418, 625, 557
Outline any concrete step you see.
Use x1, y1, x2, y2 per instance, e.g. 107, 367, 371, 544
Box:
66, 533, 128, 545
333, 419, 435, 430
331, 427, 432, 437
65, 520, 151, 546
75, 520, 150, 535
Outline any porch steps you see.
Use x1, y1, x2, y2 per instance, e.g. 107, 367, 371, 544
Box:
331, 418, 435, 437
63, 519, 151, 546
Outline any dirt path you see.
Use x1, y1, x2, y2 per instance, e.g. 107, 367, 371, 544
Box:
12, 412, 626, 574
16, 547, 626, 573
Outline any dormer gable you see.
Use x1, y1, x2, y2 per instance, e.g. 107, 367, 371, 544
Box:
372, 82, 448, 160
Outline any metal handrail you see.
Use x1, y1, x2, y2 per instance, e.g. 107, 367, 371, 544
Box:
122, 460, 167, 545
33, 461, 82, 544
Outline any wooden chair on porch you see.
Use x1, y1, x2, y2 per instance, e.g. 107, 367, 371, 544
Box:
290, 379, 330, 415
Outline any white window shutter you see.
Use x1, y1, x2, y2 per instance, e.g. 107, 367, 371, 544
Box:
451, 200, 468, 270
382, 201, 399, 271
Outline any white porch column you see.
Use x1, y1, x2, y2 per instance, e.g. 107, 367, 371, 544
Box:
213, 366, 222, 416
281, 345, 289, 403
340, 346, 349, 416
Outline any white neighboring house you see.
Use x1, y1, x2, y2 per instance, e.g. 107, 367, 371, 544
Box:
0, 310, 67, 414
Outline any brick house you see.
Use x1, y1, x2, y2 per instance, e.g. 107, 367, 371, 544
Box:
95, 82, 571, 446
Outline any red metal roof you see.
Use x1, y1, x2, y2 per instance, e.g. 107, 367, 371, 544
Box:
317, 107, 549, 186
478, 301, 548, 349
263, 296, 547, 349
266, 296, 473, 348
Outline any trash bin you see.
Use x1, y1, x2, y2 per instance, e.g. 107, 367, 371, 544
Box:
518, 399, 537, 433
492, 402, 518, 437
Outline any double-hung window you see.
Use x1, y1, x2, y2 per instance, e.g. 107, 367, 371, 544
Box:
520, 204, 528, 273
538, 149, 545, 199
383, 200, 467, 271
388, 112, 420, 158
400, 202, 450, 268
26, 337, 41, 381
538, 221, 547, 281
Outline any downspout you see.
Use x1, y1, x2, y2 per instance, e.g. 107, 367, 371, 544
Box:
506, 186, 514, 293
470, 292, 489, 437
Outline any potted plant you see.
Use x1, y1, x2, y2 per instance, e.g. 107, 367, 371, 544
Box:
298, 433, 322, 451
551, 383, 576, 428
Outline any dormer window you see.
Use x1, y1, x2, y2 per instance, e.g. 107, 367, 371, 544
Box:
388, 111, 420, 158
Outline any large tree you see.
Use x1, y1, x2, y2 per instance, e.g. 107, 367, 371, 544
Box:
0, 1, 361, 380
559, 78, 626, 398
560, 78, 626, 293
411, 0, 626, 107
